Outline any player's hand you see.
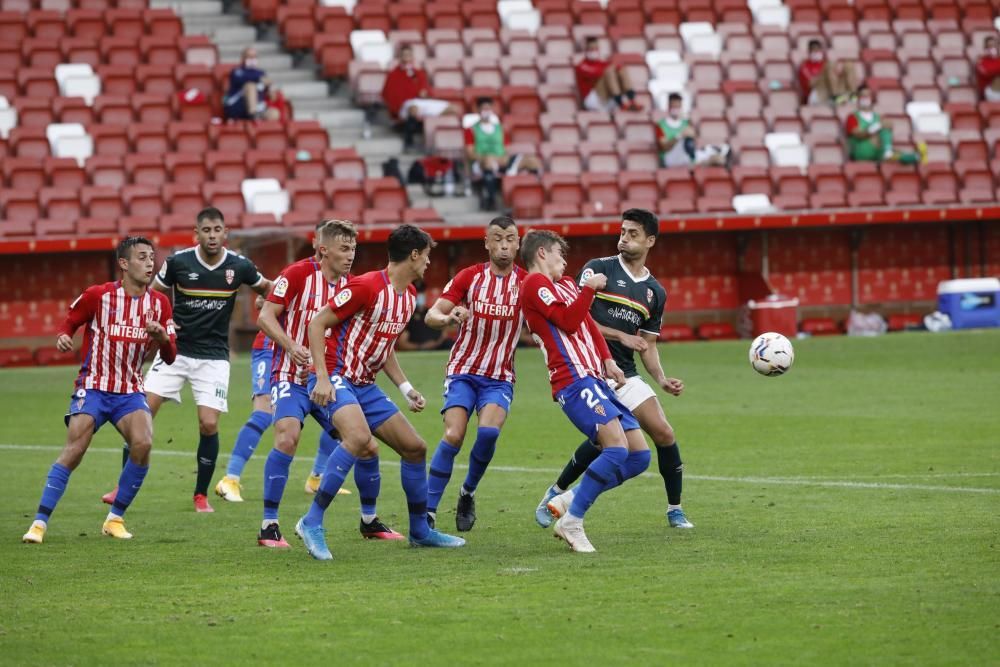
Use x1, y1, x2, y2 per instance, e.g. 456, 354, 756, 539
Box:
145, 320, 168, 343
619, 333, 648, 352
584, 272, 607, 290
604, 359, 626, 385
290, 344, 311, 367
661, 377, 684, 396
311, 376, 335, 407
448, 306, 470, 326
405, 388, 426, 412
55, 333, 73, 352
255, 295, 265, 309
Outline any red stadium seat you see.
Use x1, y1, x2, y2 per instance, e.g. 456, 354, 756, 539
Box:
697, 322, 739, 340
123, 184, 162, 217
251, 121, 288, 151
0, 347, 34, 368
95, 65, 137, 96
247, 149, 288, 181
94, 96, 134, 125
144, 9, 183, 39
128, 123, 170, 155
81, 185, 123, 219
659, 324, 696, 342
22, 38, 62, 69
163, 183, 204, 214
201, 182, 244, 220
800, 317, 840, 336
365, 177, 408, 211
402, 207, 444, 223
77, 217, 118, 236
323, 179, 365, 214
125, 154, 167, 187
503, 174, 545, 218
286, 179, 328, 214
45, 157, 85, 189
9, 127, 49, 158
85, 155, 126, 187
158, 212, 195, 232
206, 151, 248, 183
325, 149, 366, 181
288, 121, 328, 153
168, 122, 210, 154
4, 157, 45, 190
53, 97, 93, 125
39, 188, 82, 222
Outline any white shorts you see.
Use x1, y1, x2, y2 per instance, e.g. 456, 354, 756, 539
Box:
608, 375, 657, 412
399, 98, 451, 120
143, 353, 230, 412
583, 89, 616, 113
986, 86, 1000, 102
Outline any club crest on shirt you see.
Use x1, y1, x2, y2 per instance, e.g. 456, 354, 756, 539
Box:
273, 276, 289, 298
594, 404, 606, 416
334, 289, 352, 307
225, 269, 235, 285
647, 288, 654, 303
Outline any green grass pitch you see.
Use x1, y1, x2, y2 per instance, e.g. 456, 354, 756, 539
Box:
1, 331, 997, 665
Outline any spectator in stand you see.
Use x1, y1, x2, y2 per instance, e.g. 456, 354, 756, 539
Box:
846, 85, 926, 165
575, 36, 641, 112
798, 39, 826, 103
396, 281, 451, 351
381, 44, 460, 151
655, 93, 730, 168
464, 97, 541, 211
223, 47, 281, 122
798, 39, 858, 106
976, 36, 1000, 101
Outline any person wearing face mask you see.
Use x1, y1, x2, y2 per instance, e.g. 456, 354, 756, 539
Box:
396, 280, 451, 351
846, 85, 926, 165
976, 36, 1000, 101
381, 44, 460, 151
654, 93, 730, 168
798, 39, 827, 104
223, 47, 281, 122
575, 36, 641, 112
464, 97, 542, 211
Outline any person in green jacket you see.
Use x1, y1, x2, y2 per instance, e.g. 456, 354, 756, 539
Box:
846, 85, 927, 165
464, 96, 541, 211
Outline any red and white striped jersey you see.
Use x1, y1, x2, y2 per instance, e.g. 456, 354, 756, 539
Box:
251, 330, 271, 351
61, 281, 177, 394
521, 273, 612, 397
327, 270, 415, 385
267, 257, 349, 386
440, 262, 525, 383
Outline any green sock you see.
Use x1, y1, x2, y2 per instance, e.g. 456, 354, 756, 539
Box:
195, 433, 220, 496
898, 152, 919, 165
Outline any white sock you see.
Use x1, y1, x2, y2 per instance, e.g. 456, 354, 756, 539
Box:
563, 488, 576, 502
32, 519, 47, 528
261, 519, 277, 530
226, 474, 239, 482
668, 504, 682, 511
552, 484, 565, 494
459, 486, 473, 497
106, 512, 120, 522
361, 513, 377, 524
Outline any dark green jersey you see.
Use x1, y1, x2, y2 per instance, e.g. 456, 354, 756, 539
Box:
156, 247, 264, 360
576, 255, 667, 378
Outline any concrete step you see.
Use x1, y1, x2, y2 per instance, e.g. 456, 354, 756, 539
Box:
160, 0, 225, 16
207, 25, 259, 44
182, 15, 246, 32
256, 53, 294, 70
279, 81, 330, 99
431, 194, 483, 216
218, 42, 281, 58
447, 211, 500, 226
298, 108, 367, 127
293, 96, 354, 113
270, 69, 317, 83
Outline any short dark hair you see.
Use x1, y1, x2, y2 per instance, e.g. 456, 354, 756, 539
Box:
117, 236, 153, 262
585, 36, 599, 46
520, 229, 568, 269
808, 38, 823, 50
856, 83, 870, 95
196, 207, 224, 225
622, 208, 659, 237
476, 96, 493, 108
388, 224, 436, 262
985, 35, 997, 47
668, 92, 683, 105
488, 215, 516, 231
399, 43, 413, 53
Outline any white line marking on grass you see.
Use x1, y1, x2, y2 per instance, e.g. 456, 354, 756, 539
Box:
2, 444, 998, 495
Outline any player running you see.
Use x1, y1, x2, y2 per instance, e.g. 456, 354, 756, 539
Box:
102, 207, 272, 513
520, 229, 651, 553
423, 216, 525, 532
297, 224, 466, 560
252, 219, 400, 548
23, 237, 176, 544
216, 223, 351, 502
534, 209, 693, 530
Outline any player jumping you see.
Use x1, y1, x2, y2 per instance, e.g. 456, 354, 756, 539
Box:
534, 209, 693, 530
23, 237, 176, 544
102, 207, 272, 513
298, 224, 466, 560
520, 229, 651, 552
423, 215, 525, 532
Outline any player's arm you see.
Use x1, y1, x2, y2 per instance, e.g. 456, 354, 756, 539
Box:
595, 322, 648, 352
526, 275, 603, 335
382, 349, 426, 412
426, 271, 471, 329
257, 301, 307, 363
585, 313, 625, 385
309, 283, 369, 407
152, 255, 175, 294
148, 298, 178, 365
308, 305, 341, 383
250, 277, 274, 296
56, 288, 98, 351
638, 331, 683, 396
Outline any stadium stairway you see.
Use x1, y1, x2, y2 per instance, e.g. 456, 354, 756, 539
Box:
151, 0, 492, 225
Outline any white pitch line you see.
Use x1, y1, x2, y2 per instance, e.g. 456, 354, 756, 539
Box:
2, 444, 998, 495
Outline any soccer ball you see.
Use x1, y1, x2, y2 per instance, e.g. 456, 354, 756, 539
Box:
749, 332, 795, 376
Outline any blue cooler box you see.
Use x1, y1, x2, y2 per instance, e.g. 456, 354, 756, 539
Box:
937, 278, 1000, 329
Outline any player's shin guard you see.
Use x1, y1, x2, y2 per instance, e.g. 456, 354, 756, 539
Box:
656, 442, 683, 505
605, 450, 651, 491
427, 441, 460, 512
462, 426, 500, 493
262, 449, 294, 521
354, 456, 380, 519
313, 431, 338, 476
556, 440, 600, 490
302, 447, 356, 527
400, 460, 431, 540
567, 446, 627, 519
195, 433, 219, 496
227, 410, 271, 478
110, 461, 149, 517
35, 463, 71, 522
